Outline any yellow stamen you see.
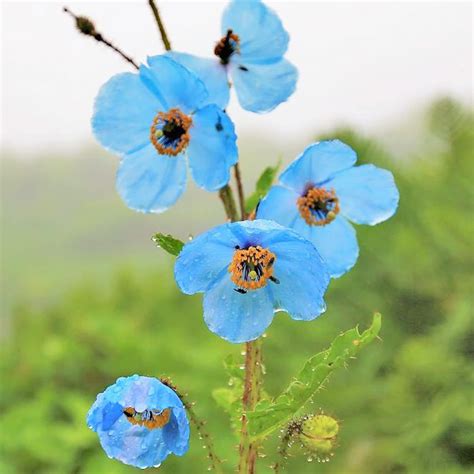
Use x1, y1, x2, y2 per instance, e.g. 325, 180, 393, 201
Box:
229, 246, 276, 290
150, 108, 192, 156
297, 187, 340, 226
123, 407, 171, 430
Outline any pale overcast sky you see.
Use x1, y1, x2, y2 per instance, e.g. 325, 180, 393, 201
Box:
1, 1, 472, 155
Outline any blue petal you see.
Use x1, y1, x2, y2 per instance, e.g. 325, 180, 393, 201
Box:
92, 72, 163, 155
203, 274, 274, 343
87, 376, 186, 429
163, 407, 190, 456
174, 223, 239, 295
142, 55, 208, 114
293, 215, 359, 278
327, 164, 400, 225
176, 220, 331, 342
256, 185, 300, 227
261, 229, 330, 320
175, 220, 294, 295
222, 0, 289, 62
120, 376, 185, 412
229, 59, 297, 113
166, 52, 230, 109
227, 219, 290, 245
116, 145, 186, 213
279, 141, 358, 194
188, 105, 238, 191
101, 415, 169, 469
256, 185, 359, 278
87, 376, 189, 469
101, 402, 124, 431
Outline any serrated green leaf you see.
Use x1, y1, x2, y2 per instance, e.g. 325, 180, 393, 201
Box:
245, 162, 281, 213
247, 313, 382, 441
152, 233, 184, 256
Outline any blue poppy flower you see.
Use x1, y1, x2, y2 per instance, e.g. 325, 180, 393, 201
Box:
87, 375, 189, 469
257, 140, 400, 278
174, 219, 330, 343
167, 0, 297, 113
92, 55, 238, 213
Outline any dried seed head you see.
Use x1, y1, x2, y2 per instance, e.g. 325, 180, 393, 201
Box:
76, 16, 96, 36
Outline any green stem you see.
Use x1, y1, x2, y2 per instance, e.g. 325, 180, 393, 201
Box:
234, 163, 247, 220
219, 185, 239, 222
148, 0, 172, 51
238, 339, 263, 474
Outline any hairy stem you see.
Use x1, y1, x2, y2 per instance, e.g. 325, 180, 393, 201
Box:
234, 163, 247, 220
185, 403, 225, 474
238, 340, 263, 474
63, 7, 139, 70
162, 378, 224, 474
148, 0, 172, 51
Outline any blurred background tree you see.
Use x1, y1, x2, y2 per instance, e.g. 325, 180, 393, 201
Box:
1, 98, 473, 473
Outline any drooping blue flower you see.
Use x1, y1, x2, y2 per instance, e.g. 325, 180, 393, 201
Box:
257, 140, 400, 278
92, 55, 238, 213
174, 219, 330, 343
167, 0, 298, 113
87, 375, 189, 469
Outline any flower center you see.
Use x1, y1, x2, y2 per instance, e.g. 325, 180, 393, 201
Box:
229, 245, 277, 292
214, 29, 240, 65
123, 407, 171, 430
297, 187, 340, 226
150, 108, 192, 156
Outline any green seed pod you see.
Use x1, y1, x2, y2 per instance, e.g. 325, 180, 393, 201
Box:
298, 414, 339, 457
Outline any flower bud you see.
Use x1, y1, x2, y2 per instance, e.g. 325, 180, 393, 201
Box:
298, 414, 339, 458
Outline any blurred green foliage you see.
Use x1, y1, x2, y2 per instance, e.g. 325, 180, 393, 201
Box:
1, 98, 473, 473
